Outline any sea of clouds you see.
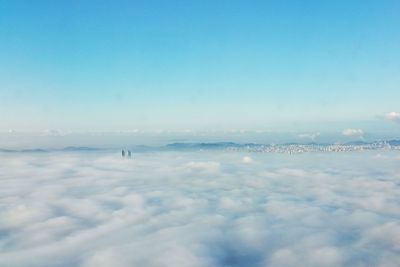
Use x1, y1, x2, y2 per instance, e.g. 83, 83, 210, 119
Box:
0, 150, 399, 267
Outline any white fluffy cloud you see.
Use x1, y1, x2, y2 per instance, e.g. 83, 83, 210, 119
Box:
242, 156, 253, 163
384, 112, 400, 124
342, 128, 364, 137
0, 151, 399, 267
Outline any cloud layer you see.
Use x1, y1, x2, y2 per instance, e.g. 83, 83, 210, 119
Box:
0, 151, 400, 267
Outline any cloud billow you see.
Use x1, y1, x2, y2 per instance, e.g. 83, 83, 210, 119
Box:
0, 151, 399, 267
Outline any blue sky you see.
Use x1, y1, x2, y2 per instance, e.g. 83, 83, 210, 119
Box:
1, 0, 399, 132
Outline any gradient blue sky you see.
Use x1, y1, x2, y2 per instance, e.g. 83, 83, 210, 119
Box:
1, 0, 399, 132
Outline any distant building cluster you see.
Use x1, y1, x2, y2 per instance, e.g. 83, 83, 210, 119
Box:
225, 141, 399, 154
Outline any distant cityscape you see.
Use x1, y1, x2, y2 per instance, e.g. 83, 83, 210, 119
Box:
225, 141, 400, 154
167, 140, 400, 154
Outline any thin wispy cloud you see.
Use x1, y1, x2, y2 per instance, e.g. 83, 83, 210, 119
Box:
342, 128, 364, 137
298, 132, 320, 141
